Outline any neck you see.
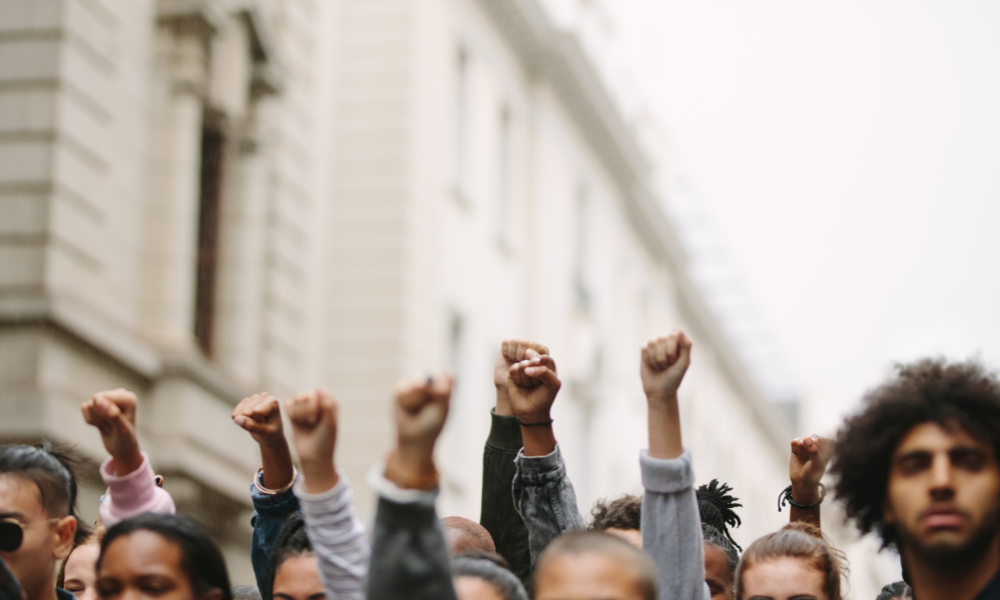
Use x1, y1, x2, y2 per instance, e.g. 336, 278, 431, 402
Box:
903, 532, 1000, 600
27, 573, 59, 600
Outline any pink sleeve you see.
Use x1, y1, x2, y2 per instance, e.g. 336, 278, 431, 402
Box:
98, 452, 176, 527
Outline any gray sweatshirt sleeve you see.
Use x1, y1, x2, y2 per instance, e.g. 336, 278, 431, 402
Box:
293, 473, 369, 600
512, 445, 587, 568
640, 448, 711, 600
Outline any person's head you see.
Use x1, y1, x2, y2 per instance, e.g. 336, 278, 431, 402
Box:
59, 523, 106, 600
443, 517, 496, 555
534, 531, 657, 600
831, 359, 1000, 567
734, 523, 844, 600
702, 525, 737, 600
230, 586, 262, 600
588, 495, 642, 548
451, 553, 528, 600
96, 514, 232, 600
0, 443, 88, 599
263, 514, 322, 600
875, 581, 912, 600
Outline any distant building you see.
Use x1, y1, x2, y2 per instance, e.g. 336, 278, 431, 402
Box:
0, 0, 793, 581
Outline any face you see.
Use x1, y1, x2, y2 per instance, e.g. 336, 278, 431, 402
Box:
604, 528, 642, 549
0, 475, 76, 599
64, 543, 101, 600
272, 554, 325, 600
96, 530, 211, 600
883, 422, 1000, 567
704, 544, 733, 600
454, 576, 504, 600
534, 552, 646, 600
739, 557, 826, 600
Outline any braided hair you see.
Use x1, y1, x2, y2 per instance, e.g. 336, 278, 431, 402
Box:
696, 479, 742, 552
263, 514, 313, 600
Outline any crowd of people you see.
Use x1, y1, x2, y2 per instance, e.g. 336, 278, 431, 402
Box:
2, 331, 999, 600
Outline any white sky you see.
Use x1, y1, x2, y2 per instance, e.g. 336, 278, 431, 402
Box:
607, 0, 1000, 423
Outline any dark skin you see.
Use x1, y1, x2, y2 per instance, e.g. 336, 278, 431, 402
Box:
703, 544, 732, 600
96, 531, 223, 600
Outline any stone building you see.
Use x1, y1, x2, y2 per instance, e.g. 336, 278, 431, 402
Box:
0, 0, 800, 584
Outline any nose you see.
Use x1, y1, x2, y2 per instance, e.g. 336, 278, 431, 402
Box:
929, 453, 955, 500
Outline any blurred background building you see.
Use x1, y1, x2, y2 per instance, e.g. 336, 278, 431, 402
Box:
0, 0, 895, 594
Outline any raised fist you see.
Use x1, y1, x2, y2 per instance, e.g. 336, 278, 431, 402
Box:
506, 349, 561, 423
789, 434, 834, 491
640, 330, 693, 404
395, 376, 453, 451
232, 393, 285, 449
81, 389, 141, 475
285, 388, 339, 466
494, 340, 550, 415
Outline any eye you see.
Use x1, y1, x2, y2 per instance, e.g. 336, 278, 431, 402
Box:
897, 455, 931, 475
952, 450, 987, 471
140, 577, 176, 596
95, 580, 121, 599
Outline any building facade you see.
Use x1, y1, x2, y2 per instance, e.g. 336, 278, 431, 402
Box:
0, 0, 812, 585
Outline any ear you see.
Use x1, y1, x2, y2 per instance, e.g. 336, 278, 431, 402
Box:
53, 516, 78, 560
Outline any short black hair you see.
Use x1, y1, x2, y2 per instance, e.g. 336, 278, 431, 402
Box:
697, 479, 742, 552
451, 554, 528, 600
99, 514, 232, 600
0, 442, 91, 545
875, 581, 912, 600
263, 513, 312, 600
589, 494, 641, 532
831, 358, 1000, 549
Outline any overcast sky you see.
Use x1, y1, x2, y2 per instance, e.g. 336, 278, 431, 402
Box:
606, 0, 1000, 426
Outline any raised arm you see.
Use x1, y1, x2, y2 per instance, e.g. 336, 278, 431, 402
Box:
367, 376, 458, 600
509, 348, 586, 567
232, 393, 299, 590
81, 389, 175, 526
285, 388, 368, 600
785, 434, 834, 527
638, 331, 710, 600
482, 340, 548, 585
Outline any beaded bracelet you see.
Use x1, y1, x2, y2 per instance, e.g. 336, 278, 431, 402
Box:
777, 483, 826, 512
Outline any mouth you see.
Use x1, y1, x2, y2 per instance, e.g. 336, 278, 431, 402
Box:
922, 509, 964, 529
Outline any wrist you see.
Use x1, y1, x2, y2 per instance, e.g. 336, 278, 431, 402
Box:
112, 445, 143, 476
494, 388, 514, 416
300, 461, 339, 494
790, 482, 822, 505
387, 449, 437, 489
645, 392, 679, 407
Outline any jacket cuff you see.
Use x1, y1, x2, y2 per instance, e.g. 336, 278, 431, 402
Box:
99, 453, 176, 526
486, 409, 524, 451
514, 444, 566, 485
639, 448, 695, 494
250, 470, 301, 517
367, 462, 438, 506
293, 469, 351, 504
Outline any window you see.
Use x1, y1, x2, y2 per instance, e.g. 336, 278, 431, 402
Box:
573, 183, 590, 310
194, 118, 226, 356
496, 104, 512, 241
453, 44, 471, 202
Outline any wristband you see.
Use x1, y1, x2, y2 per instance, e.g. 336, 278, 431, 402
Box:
253, 466, 297, 496
384, 451, 440, 491
777, 483, 826, 512
518, 418, 554, 427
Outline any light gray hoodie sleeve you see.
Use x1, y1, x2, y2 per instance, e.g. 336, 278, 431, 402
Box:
640, 448, 711, 600
512, 444, 587, 567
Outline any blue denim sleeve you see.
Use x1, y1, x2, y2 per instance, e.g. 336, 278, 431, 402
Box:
249, 472, 301, 590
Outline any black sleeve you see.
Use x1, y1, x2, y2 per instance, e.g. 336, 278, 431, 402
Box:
480, 409, 533, 587
366, 495, 458, 600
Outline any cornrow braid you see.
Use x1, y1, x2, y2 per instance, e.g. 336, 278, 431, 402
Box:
696, 479, 743, 552
262, 513, 312, 600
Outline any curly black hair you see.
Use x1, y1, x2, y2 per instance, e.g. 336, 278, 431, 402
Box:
697, 479, 742, 552
263, 514, 313, 600
589, 494, 642, 532
830, 358, 1000, 550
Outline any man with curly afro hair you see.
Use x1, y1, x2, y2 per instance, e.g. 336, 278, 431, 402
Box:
830, 358, 1000, 600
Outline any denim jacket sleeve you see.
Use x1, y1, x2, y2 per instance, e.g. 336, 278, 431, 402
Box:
366, 467, 458, 600
249, 471, 301, 591
481, 410, 532, 586
640, 449, 710, 600
512, 445, 587, 568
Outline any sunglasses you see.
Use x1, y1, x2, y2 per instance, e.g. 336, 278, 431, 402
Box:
0, 517, 61, 552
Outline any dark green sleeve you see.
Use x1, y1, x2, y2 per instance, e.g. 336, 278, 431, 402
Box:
480, 409, 533, 587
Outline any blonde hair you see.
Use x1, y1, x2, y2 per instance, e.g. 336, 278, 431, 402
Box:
734, 522, 848, 600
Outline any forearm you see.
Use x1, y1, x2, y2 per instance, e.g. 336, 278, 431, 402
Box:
520, 423, 557, 457
296, 474, 369, 600
789, 483, 822, 528
512, 446, 586, 567
260, 441, 295, 490
481, 410, 532, 586
647, 396, 683, 460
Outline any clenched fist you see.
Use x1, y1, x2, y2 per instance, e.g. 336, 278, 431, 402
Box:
789, 435, 834, 501
494, 340, 550, 416
81, 389, 142, 476
285, 388, 340, 494
506, 349, 561, 423
387, 376, 452, 490
640, 330, 693, 405
232, 393, 285, 449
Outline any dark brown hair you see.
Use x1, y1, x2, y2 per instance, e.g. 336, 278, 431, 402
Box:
830, 358, 1000, 549
536, 531, 657, 600
734, 523, 845, 600
589, 494, 641, 532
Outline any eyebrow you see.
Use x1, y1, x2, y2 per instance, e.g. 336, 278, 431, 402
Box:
895, 445, 988, 462
0, 512, 24, 519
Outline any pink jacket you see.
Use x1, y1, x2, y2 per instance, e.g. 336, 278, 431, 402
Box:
99, 452, 176, 527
